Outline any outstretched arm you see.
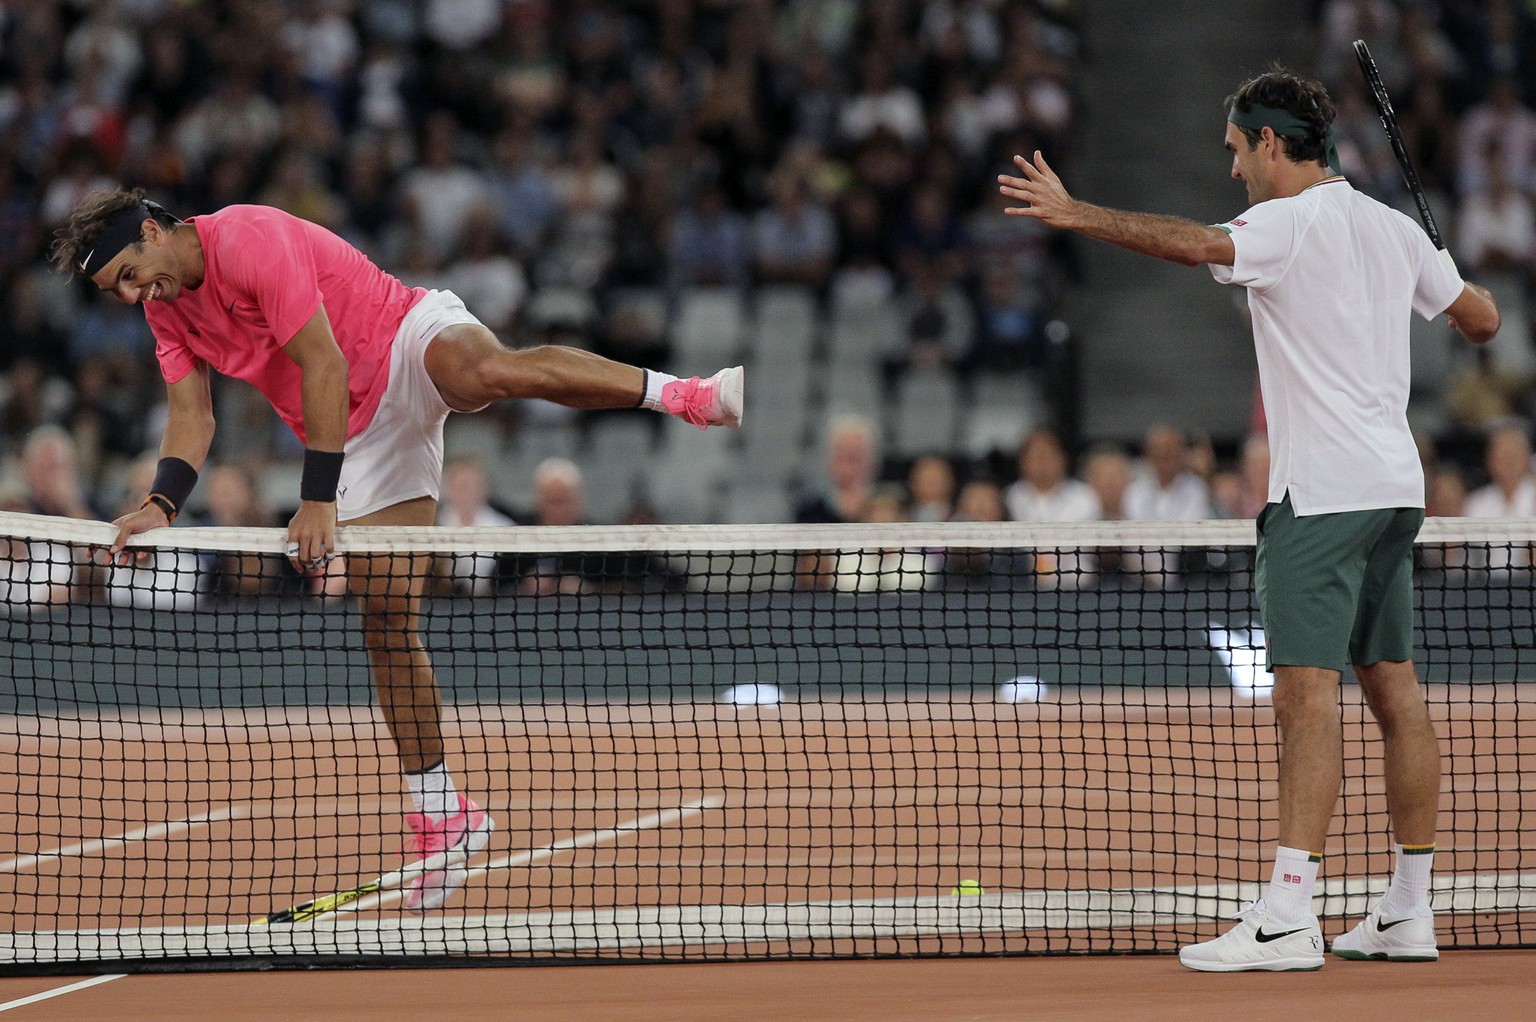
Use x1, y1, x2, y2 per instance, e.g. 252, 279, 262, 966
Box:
999, 151, 1236, 268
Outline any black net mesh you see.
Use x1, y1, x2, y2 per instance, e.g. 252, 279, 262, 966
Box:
0, 512, 1531, 973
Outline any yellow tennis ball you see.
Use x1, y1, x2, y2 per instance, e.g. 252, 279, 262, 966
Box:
950, 878, 985, 896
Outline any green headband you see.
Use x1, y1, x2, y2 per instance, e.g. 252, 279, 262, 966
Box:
1228, 102, 1341, 174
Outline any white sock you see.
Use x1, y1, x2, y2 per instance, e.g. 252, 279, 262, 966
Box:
404, 760, 460, 821
640, 369, 680, 412
1379, 842, 1434, 916
1261, 845, 1321, 924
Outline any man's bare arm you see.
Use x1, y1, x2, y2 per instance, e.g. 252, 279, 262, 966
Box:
998, 151, 1236, 267
1444, 281, 1500, 344
281, 304, 349, 573
282, 305, 349, 456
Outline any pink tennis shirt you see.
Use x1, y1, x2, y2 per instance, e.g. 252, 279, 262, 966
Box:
145, 205, 427, 443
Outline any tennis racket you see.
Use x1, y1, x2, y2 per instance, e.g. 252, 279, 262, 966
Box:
1353, 38, 1446, 250
252, 843, 475, 925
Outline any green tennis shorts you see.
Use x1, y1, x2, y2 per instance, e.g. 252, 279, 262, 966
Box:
1254, 492, 1424, 671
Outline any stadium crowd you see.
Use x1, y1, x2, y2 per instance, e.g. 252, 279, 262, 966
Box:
0, 0, 1534, 605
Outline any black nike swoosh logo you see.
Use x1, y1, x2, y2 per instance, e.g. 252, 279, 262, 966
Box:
1376, 917, 1414, 931
1254, 927, 1308, 943
226, 300, 237, 314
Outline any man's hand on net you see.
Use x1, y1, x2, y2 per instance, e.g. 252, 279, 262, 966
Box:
287, 499, 338, 575
106, 504, 169, 567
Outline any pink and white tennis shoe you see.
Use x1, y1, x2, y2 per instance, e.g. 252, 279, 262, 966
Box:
401, 794, 493, 912
662, 366, 745, 429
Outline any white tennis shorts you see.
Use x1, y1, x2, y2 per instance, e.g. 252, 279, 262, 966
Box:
337, 289, 484, 522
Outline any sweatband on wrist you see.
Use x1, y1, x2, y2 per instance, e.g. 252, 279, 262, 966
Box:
150, 456, 198, 513
300, 448, 345, 503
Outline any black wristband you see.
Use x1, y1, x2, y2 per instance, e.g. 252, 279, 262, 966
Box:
300, 448, 345, 503
150, 456, 198, 512
141, 494, 177, 522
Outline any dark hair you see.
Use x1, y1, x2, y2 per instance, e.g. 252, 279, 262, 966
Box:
48, 187, 180, 277
1225, 66, 1336, 168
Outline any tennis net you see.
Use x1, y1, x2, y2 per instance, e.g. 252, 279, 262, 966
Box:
1, 510, 1532, 973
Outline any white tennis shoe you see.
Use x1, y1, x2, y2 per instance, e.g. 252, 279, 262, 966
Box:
1331, 903, 1439, 962
1179, 900, 1325, 972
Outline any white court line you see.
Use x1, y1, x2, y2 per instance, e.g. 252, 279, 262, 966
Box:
0, 807, 246, 873
326, 795, 727, 918
0, 974, 125, 1013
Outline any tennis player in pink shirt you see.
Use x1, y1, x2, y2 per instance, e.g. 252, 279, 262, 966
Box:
52, 189, 744, 912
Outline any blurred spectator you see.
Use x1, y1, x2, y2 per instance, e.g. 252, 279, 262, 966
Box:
1004, 428, 1095, 590
840, 53, 926, 147
970, 264, 1045, 370
1082, 444, 1133, 521
442, 210, 528, 336
752, 175, 837, 286
1445, 346, 1528, 436
667, 183, 750, 290
258, 150, 346, 232
1004, 428, 1096, 523
835, 484, 935, 593
2, 359, 75, 453
1125, 425, 1213, 522
1428, 464, 1469, 518
486, 129, 560, 258
174, 68, 281, 177
1456, 143, 1535, 273
1082, 443, 1133, 581
282, 0, 360, 99
796, 415, 879, 524
896, 181, 970, 289
59, 357, 141, 500
1466, 423, 1536, 516
20, 425, 95, 521
0, 489, 76, 612
1211, 434, 1271, 521
1124, 424, 1213, 588
1465, 423, 1536, 573
907, 455, 956, 522
201, 464, 283, 598
66, 287, 155, 367
793, 414, 879, 591
951, 478, 1007, 524
1457, 77, 1536, 195
397, 109, 491, 264
436, 454, 515, 597
519, 457, 593, 596
547, 128, 625, 287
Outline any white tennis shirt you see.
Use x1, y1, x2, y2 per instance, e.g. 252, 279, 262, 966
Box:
1210, 177, 1464, 516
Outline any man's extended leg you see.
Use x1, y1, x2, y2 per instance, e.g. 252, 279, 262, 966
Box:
421, 323, 743, 426
345, 496, 493, 911
1331, 658, 1441, 961
1179, 664, 1336, 972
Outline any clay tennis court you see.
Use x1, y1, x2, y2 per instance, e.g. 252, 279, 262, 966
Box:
3, 687, 1532, 1019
